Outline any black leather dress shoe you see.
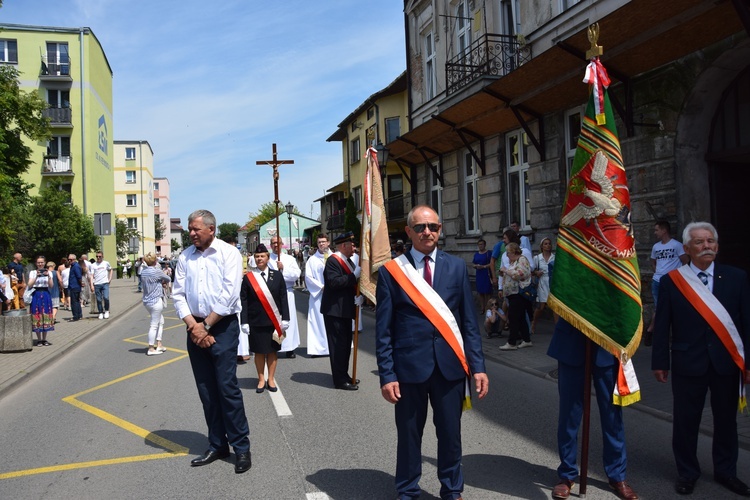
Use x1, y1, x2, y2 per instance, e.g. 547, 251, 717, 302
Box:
235, 451, 251, 473
335, 382, 359, 391
286, 351, 296, 358
675, 477, 696, 495
191, 449, 229, 467
715, 475, 750, 496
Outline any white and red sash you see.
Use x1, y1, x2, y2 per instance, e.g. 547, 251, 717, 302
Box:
246, 271, 284, 345
384, 254, 473, 410
330, 253, 354, 274
669, 266, 746, 411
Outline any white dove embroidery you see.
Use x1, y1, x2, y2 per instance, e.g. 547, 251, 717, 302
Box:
561, 151, 621, 226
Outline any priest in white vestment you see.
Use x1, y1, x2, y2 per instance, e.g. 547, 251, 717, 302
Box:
305, 234, 331, 356
268, 236, 302, 358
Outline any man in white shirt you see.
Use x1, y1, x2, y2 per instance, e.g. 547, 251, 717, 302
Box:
269, 236, 301, 358
510, 221, 532, 253
89, 251, 113, 319
305, 233, 331, 356
172, 209, 251, 474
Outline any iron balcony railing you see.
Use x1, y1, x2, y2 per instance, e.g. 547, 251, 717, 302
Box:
40, 55, 71, 77
43, 155, 73, 174
43, 107, 72, 125
446, 33, 531, 96
326, 212, 345, 231
385, 194, 412, 221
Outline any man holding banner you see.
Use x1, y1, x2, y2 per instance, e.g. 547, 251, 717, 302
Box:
652, 222, 750, 496
376, 204, 488, 500
547, 39, 641, 499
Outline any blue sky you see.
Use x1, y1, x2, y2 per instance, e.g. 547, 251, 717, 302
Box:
2, 0, 406, 227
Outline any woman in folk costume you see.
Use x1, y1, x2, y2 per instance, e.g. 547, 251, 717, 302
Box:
241, 244, 289, 393
27, 255, 55, 345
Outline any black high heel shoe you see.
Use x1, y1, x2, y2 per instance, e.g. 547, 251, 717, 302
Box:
256, 383, 265, 394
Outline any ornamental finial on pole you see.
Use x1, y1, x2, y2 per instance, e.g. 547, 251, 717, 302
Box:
586, 23, 603, 60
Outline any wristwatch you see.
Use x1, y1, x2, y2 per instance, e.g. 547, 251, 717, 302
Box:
203, 320, 212, 332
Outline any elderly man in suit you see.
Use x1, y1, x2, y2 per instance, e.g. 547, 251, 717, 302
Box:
321, 232, 362, 390
652, 221, 750, 496
376, 205, 489, 500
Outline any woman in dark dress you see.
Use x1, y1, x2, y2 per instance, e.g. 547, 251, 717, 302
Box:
240, 244, 289, 393
472, 238, 493, 312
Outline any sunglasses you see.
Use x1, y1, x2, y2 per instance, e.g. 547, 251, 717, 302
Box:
411, 223, 441, 233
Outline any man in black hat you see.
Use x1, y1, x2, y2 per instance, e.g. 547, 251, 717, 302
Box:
321, 232, 362, 390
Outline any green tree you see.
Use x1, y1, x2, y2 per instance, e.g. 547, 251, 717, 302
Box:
0, 65, 51, 260
247, 201, 303, 228
115, 218, 140, 260
171, 238, 180, 254
15, 181, 97, 264
181, 229, 191, 250
217, 222, 240, 243
344, 194, 361, 245
154, 214, 166, 242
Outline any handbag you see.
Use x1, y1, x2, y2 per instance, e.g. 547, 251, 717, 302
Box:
23, 287, 35, 304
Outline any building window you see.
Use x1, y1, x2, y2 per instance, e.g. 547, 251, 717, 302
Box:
565, 107, 583, 179
430, 162, 443, 221
463, 152, 480, 234
456, 1, 472, 56
48, 136, 71, 157
127, 217, 138, 229
424, 31, 436, 100
45, 42, 69, 75
126, 170, 136, 183
350, 137, 360, 164
153, 182, 159, 191
385, 117, 400, 144
154, 198, 160, 207
48, 89, 70, 108
506, 130, 530, 229
125, 147, 136, 160
367, 107, 375, 120
353, 186, 362, 211
126, 194, 137, 207
0, 39, 18, 63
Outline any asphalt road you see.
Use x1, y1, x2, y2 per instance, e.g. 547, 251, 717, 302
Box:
0, 293, 747, 499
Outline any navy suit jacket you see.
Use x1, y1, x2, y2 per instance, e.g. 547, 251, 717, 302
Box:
240, 269, 289, 327
375, 250, 486, 386
652, 263, 750, 376
547, 319, 616, 368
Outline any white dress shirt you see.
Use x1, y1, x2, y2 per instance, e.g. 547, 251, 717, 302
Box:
689, 261, 715, 293
173, 237, 243, 320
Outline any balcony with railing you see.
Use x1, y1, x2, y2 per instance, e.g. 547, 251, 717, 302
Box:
43, 107, 73, 127
326, 212, 345, 232
385, 194, 412, 222
40, 55, 72, 81
42, 155, 73, 175
446, 33, 531, 96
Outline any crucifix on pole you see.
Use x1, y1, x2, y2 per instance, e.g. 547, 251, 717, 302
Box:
256, 143, 294, 252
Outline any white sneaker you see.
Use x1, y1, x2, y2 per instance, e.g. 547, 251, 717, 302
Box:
156, 346, 167, 352
146, 349, 163, 356
98, 313, 103, 320
104, 311, 110, 319
517, 341, 534, 349
499, 342, 518, 351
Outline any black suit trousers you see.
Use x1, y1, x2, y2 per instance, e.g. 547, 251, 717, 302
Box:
324, 315, 353, 386
671, 366, 739, 480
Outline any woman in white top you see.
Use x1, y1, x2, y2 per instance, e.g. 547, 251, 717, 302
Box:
28, 255, 55, 345
140, 252, 171, 355
531, 237, 558, 334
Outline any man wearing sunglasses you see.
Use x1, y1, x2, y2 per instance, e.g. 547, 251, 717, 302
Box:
376, 204, 489, 500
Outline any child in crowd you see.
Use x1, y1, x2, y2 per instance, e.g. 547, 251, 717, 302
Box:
484, 297, 506, 338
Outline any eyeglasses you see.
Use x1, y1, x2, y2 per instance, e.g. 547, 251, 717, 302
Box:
411, 223, 441, 233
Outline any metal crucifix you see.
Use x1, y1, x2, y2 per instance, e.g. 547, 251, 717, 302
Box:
256, 143, 294, 252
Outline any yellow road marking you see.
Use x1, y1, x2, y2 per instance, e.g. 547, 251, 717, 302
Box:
1, 326, 191, 480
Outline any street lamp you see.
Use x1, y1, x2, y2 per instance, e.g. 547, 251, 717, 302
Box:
285, 201, 294, 255
375, 141, 390, 178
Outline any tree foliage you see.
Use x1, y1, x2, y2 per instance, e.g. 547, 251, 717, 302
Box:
171, 238, 180, 253
344, 194, 361, 245
217, 222, 240, 243
154, 214, 166, 242
247, 201, 303, 228
115, 218, 140, 260
181, 229, 191, 250
0, 65, 51, 260
15, 181, 98, 264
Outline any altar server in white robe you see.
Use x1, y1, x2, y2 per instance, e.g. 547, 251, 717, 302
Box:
268, 236, 302, 358
305, 233, 331, 356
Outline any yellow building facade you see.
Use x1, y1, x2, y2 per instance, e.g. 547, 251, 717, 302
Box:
114, 141, 156, 260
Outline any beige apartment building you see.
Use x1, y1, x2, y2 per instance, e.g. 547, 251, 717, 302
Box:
114, 141, 156, 259
153, 177, 171, 256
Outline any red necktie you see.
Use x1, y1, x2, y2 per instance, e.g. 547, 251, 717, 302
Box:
423, 255, 432, 287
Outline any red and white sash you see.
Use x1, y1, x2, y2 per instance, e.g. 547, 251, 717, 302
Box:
246, 271, 284, 345
330, 253, 354, 274
384, 254, 473, 410
669, 266, 746, 411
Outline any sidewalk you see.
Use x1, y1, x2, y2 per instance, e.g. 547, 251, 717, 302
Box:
478, 307, 750, 451
0, 278, 144, 397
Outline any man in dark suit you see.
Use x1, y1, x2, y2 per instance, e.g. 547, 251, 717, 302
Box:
321, 232, 362, 390
652, 221, 750, 496
548, 320, 639, 500
376, 205, 488, 500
